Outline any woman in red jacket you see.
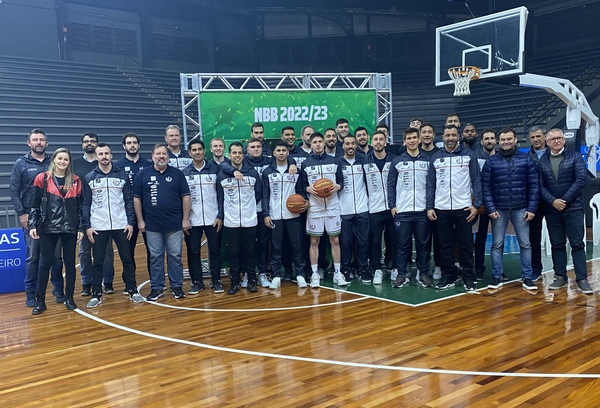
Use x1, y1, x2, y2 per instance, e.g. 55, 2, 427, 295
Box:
29, 148, 83, 315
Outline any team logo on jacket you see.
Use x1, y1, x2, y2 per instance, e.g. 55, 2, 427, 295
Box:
456, 158, 463, 164
113, 180, 120, 186
326, 166, 333, 171
166, 176, 173, 182
419, 162, 427, 169
206, 176, 212, 182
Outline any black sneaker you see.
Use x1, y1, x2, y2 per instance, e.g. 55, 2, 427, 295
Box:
228, 282, 241, 295
392, 275, 409, 288
463, 278, 477, 292
147, 289, 164, 301
475, 270, 484, 281
435, 276, 456, 290
80, 284, 92, 296
212, 281, 225, 293
51, 288, 66, 303
417, 273, 433, 288
188, 281, 205, 295
103, 283, 115, 294
487, 277, 503, 289
25, 292, 36, 307
171, 287, 186, 299
361, 270, 373, 284
522, 278, 537, 291
454, 268, 463, 284
247, 280, 258, 293
502, 273, 509, 282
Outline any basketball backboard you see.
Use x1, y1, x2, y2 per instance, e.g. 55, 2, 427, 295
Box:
436, 6, 528, 87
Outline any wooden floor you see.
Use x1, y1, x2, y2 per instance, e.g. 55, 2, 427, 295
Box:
2, 252, 600, 407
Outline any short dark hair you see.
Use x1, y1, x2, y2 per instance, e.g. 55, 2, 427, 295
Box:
480, 127, 496, 137
498, 127, 517, 138
375, 123, 389, 132
403, 127, 420, 139
122, 132, 140, 145
354, 126, 368, 135
443, 125, 459, 133
187, 136, 205, 150
251, 122, 264, 132
420, 123, 435, 132
82, 132, 98, 142
323, 127, 336, 134
409, 117, 423, 124
281, 126, 295, 134
342, 134, 356, 143
273, 140, 289, 150
152, 143, 169, 154
446, 113, 459, 120
30, 128, 46, 137
372, 130, 386, 138
310, 132, 324, 142
247, 137, 262, 145
335, 118, 349, 127
229, 141, 243, 152
96, 142, 110, 150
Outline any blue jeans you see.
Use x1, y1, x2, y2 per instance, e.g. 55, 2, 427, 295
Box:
545, 209, 587, 281
490, 208, 532, 279
24, 229, 63, 295
146, 230, 183, 291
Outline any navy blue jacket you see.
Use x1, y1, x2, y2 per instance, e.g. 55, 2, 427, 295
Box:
481, 150, 539, 213
538, 147, 587, 213
10, 152, 52, 217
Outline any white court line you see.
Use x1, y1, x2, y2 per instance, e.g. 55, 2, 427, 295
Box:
75, 308, 600, 379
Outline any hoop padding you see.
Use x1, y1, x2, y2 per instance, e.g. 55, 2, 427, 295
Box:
448, 66, 481, 96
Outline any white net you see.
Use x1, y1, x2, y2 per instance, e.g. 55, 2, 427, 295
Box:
448, 66, 480, 96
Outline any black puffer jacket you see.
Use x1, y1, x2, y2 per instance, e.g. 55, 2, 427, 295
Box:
28, 171, 82, 234
538, 147, 587, 213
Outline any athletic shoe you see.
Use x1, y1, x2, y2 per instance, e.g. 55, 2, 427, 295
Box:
417, 273, 433, 288
147, 289, 164, 301
130, 293, 144, 303
103, 283, 115, 294
51, 288, 66, 303
297, 275, 308, 288
475, 270, 484, 281
212, 281, 225, 293
86, 297, 102, 309
577, 279, 593, 294
531, 270, 542, 282
463, 279, 477, 292
373, 269, 384, 285
433, 266, 442, 280
392, 275, 408, 288
241, 274, 248, 288
247, 280, 258, 292
25, 292, 36, 307
188, 282, 205, 295
171, 287, 186, 299
122, 289, 129, 295
455, 268, 463, 284
389, 268, 398, 281
361, 270, 373, 284
81, 284, 92, 296
502, 274, 509, 282
522, 278, 537, 291
549, 276, 568, 290
227, 283, 241, 295
269, 277, 281, 289
310, 272, 321, 288
488, 277, 503, 289
435, 276, 455, 290
333, 271, 349, 286
258, 273, 270, 287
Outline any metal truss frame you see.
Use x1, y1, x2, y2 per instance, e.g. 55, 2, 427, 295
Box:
179, 72, 393, 145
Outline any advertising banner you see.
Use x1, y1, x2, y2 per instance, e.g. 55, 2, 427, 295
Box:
199, 89, 377, 144
0, 228, 27, 294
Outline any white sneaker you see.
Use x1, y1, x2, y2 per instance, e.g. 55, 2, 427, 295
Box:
390, 268, 398, 281
269, 277, 281, 289
259, 273, 270, 287
433, 266, 442, 280
130, 293, 144, 303
333, 271, 349, 286
241, 274, 248, 288
373, 269, 384, 285
297, 275, 308, 288
310, 272, 321, 288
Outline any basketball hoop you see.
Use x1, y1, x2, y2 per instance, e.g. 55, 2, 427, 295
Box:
448, 66, 481, 96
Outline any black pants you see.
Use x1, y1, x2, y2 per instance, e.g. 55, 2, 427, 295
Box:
340, 212, 369, 272
394, 212, 430, 276
474, 213, 490, 274
529, 202, 546, 275
436, 209, 475, 281
224, 226, 257, 284
187, 225, 222, 284
92, 230, 136, 296
369, 210, 396, 269
38, 233, 77, 297
130, 224, 151, 279
271, 218, 305, 277
256, 213, 270, 275
429, 219, 441, 268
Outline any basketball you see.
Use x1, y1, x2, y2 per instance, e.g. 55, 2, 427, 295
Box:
313, 178, 334, 198
286, 194, 306, 213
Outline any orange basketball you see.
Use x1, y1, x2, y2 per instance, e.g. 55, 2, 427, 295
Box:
313, 178, 334, 198
286, 194, 306, 214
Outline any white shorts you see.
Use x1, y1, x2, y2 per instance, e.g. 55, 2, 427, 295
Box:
306, 215, 341, 236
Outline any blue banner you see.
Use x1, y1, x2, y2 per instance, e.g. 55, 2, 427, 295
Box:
0, 228, 27, 294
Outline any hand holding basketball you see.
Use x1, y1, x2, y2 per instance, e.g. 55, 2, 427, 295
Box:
286, 194, 308, 214
312, 178, 335, 198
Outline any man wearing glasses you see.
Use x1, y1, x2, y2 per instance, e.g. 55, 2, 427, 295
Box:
538, 128, 591, 294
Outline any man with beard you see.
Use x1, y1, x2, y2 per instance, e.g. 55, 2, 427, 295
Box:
165, 125, 193, 170
73, 132, 115, 296
10, 128, 63, 306
354, 126, 372, 157
325, 127, 343, 157
336, 118, 350, 144
299, 125, 313, 155
115, 133, 152, 281
282, 126, 309, 166
426, 125, 481, 291
460, 123, 479, 150
134, 144, 191, 301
